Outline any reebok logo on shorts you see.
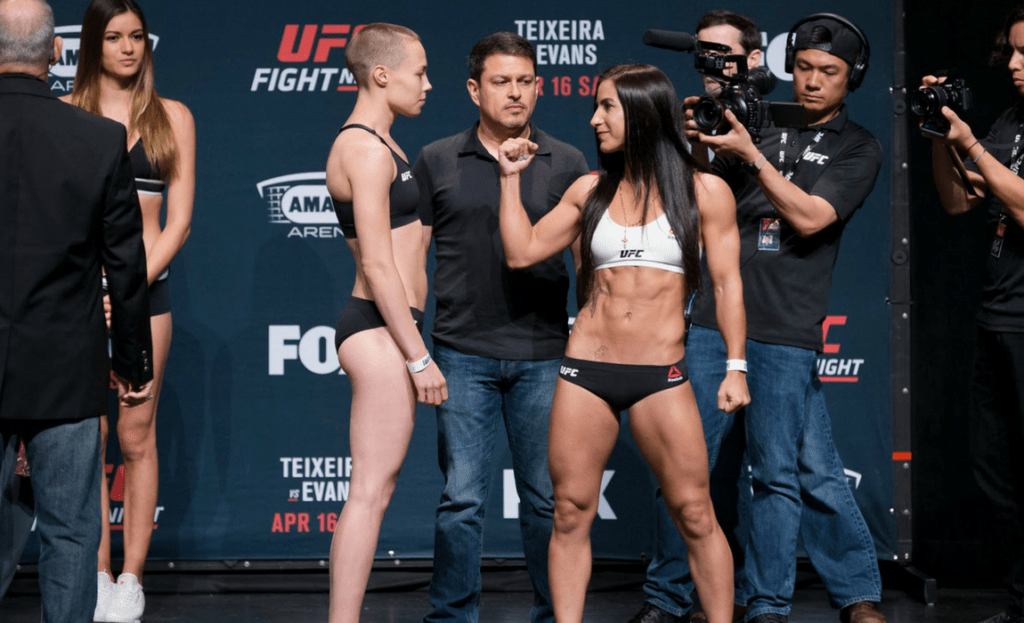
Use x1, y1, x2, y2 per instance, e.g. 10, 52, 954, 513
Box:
667, 365, 683, 382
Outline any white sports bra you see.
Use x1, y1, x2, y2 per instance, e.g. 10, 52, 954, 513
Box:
592, 209, 685, 274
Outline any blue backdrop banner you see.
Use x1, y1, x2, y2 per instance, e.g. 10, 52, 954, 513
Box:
28, 0, 896, 565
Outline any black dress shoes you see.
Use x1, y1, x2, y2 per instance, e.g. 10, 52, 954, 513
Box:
627, 602, 691, 623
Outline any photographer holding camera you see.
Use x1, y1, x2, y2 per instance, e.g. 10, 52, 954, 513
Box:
925, 5, 1024, 623
674, 13, 884, 623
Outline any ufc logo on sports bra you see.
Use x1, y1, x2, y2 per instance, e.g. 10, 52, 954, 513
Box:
560, 366, 579, 377
620, 249, 644, 258
401, 171, 413, 182
802, 152, 829, 165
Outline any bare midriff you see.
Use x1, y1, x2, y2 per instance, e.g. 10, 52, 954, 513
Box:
346, 220, 429, 310
566, 265, 688, 365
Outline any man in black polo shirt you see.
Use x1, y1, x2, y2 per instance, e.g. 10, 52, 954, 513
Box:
925, 5, 1024, 623
680, 14, 885, 623
413, 32, 588, 623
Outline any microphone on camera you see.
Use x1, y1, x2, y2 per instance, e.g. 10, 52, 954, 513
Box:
642, 29, 696, 53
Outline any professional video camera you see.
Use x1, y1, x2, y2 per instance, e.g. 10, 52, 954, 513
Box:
911, 75, 973, 138
642, 30, 805, 143
690, 42, 777, 142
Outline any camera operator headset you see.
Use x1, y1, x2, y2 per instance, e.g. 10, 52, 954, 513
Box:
681, 12, 888, 623
683, 12, 877, 240
786, 13, 870, 92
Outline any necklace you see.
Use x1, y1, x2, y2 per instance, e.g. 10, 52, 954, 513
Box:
619, 191, 643, 248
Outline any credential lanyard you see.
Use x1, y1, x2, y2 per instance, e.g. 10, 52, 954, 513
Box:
990, 131, 1024, 258
779, 130, 825, 182
1009, 131, 1024, 175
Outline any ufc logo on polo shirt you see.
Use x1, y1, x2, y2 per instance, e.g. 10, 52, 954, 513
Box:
802, 152, 829, 165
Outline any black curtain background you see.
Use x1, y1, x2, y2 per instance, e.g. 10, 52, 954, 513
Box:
907, 0, 1023, 585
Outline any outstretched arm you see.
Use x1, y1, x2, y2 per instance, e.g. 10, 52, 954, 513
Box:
696, 172, 749, 414
498, 137, 591, 268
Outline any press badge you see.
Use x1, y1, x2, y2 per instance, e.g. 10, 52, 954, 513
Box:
759, 218, 781, 251
992, 212, 1008, 259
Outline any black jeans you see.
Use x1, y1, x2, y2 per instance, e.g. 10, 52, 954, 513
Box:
971, 327, 1024, 616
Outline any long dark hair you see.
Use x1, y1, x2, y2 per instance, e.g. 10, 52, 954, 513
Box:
72, 0, 177, 179
576, 64, 705, 307
991, 3, 1024, 67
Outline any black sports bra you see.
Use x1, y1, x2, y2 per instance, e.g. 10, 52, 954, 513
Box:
331, 124, 420, 239
128, 139, 166, 196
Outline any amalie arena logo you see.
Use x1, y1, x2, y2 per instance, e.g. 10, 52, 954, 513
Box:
48, 25, 159, 93
257, 173, 342, 239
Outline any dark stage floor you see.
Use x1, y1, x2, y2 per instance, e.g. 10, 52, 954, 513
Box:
0, 586, 1011, 622
0, 561, 1008, 622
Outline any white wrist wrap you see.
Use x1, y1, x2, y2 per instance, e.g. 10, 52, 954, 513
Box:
726, 359, 748, 373
407, 353, 432, 374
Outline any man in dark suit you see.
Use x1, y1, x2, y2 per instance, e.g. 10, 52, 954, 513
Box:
0, 0, 153, 619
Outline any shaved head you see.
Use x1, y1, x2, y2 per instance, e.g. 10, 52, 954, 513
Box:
0, 0, 55, 69
345, 23, 419, 88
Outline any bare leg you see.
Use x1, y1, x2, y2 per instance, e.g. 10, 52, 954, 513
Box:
629, 383, 733, 623
547, 381, 620, 623
328, 327, 417, 623
97, 414, 113, 581
118, 311, 172, 581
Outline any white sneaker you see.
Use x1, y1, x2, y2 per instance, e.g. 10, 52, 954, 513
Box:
104, 573, 145, 622
94, 572, 115, 622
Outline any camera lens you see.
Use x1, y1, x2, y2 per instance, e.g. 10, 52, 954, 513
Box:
693, 97, 726, 133
910, 86, 947, 117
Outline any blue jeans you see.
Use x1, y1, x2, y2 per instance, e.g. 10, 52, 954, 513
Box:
643, 325, 750, 616
742, 337, 880, 619
643, 329, 881, 620
1, 417, 102, 623
426, 344, 558, 623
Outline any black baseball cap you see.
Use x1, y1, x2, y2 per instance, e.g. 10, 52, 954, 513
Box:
790, 16, 863, 69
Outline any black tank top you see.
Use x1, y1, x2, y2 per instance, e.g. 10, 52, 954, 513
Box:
331, 124, 420, 239
128, 139, 166, 195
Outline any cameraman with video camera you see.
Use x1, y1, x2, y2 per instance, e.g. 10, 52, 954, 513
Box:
925, 5, 1024, 623
675, 12, 884, 623
630, 13, 760, 623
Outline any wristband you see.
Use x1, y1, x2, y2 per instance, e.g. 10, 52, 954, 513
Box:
726, 359, 748, 373
965, 139, 980, 153
742, 154, 767, 176
971, 149, 987, 165
407, 353, 432, 374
